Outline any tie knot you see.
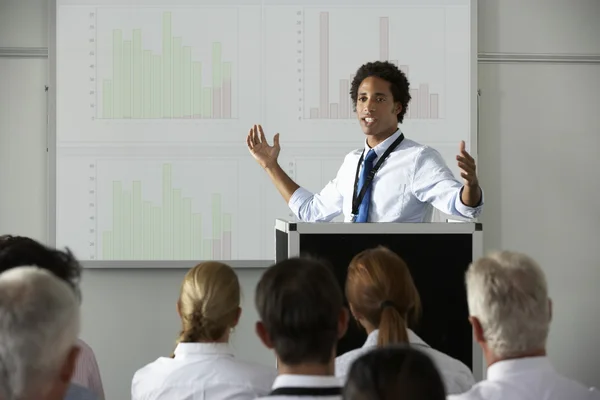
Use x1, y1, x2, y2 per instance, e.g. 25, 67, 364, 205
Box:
365, 149, 377, 163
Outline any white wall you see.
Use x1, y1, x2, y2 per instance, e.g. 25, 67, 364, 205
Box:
1, 1, 599, 398
477, 0, 600, 387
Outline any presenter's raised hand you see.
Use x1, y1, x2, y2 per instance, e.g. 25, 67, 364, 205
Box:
456, 140, 479, 187
247, 124, 281, 169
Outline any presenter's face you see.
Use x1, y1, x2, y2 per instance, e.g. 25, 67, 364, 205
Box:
356, 76, 401, 137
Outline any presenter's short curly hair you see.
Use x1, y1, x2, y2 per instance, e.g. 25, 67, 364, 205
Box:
350, 61, 411, 123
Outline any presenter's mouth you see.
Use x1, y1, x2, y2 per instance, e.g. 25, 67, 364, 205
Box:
362, 117, 377, 127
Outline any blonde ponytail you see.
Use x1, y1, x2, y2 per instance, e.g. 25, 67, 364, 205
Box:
172, 261, 240, 355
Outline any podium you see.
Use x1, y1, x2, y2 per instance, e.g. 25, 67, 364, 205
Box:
275, 219, 484, 380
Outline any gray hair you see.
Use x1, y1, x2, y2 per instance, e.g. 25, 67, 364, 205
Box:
465, 251, 550, 358
0, 266, 80, 400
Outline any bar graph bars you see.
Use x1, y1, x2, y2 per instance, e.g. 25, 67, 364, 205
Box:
101, 164, 233, 260
100, 12, 234, 119
306, 13, 441, 120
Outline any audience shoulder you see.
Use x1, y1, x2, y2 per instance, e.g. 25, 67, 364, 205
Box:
422, 347, 474, 394
232, 359, 277, 388
335, 347, 370, 378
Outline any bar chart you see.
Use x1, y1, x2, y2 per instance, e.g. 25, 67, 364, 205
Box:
96, 161, 237, 260
301, 8, 445, 121
96, 9, 237, 120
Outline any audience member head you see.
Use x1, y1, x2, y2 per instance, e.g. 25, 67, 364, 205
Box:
176, 261, 241, 345
0, 235, 82, 296
0, 267, 81, 400
342, 346, 446, 400
345, 246, 421, 346
255, 257, 348, 373
466, 250, 551, 365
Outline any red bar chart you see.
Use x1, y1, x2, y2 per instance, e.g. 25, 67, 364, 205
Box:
305, 12, 442, 120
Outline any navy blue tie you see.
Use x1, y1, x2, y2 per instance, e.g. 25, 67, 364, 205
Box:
354, 149, 378, 223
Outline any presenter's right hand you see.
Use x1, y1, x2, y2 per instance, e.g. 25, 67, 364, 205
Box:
247, 124, 281, 169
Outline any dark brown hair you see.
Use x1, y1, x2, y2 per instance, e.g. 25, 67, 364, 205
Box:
255, 257, 343, 365
342, 346, 446, 400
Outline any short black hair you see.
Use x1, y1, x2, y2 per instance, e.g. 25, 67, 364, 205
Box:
350, 61, 411, 123
255, 257, 343, 365
0, 235, 82, 294
343, 346, 446, 400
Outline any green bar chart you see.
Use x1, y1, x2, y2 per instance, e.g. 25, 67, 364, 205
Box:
101, 163, 233, 260
100, 11, 234, 119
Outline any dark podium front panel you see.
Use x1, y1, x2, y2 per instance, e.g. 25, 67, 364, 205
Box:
297, 233, 473, 370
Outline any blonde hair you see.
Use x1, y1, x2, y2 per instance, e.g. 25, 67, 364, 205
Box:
346, 246, 421, 347
176, 261, 240, 345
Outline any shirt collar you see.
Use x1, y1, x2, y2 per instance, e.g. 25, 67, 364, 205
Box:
487, 356, 554, 381
173, 342, 234, 358
272, 374, 342, 389
363, 329, 431, 348
363, 128, 402, 157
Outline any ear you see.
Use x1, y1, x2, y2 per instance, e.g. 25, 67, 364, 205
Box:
548, 298, 553, 323
348, 304, 359, 321
338, 307, 349, 340
255, 321, 274, 349
469, 316, 485, 345
232, 307, 242, 328
58, 345, 80, 384
46, 345, 80, 400
176, 300, 181, 318
394, 102, 402, 115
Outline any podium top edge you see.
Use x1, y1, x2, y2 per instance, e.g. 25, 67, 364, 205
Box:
275, 219, 482, 234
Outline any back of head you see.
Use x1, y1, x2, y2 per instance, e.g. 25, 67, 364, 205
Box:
0, 235, 81, 293
177, 261, 240, 343
255, 257, 344, 365
342, 346, 446, 400
0, 266, 80, 400
466, 250, 550, 358
345, 246, 421, 346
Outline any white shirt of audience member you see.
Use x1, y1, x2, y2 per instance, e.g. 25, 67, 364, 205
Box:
335, 329, 475, 395
131, 342, 276, 400
447, 356, 600, 400
255, 375, 343, 400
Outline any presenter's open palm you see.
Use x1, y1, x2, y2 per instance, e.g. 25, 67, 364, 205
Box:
247, 124, 280, 169
456, 140, 479, 187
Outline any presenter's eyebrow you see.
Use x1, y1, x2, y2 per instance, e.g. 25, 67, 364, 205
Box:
358, 92, 387, 96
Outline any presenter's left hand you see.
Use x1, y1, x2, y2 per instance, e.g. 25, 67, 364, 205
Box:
456, 141, 479, 188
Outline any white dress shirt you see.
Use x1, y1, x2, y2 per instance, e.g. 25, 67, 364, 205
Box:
448, 356, 600, 400
256, 374, 343, 400
289, 129, 483, 222
131, 342, 276, 400
335, 329, 475, 395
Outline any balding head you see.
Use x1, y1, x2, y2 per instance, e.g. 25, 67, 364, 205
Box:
0, 266, 81, 400
466, 251, 551, 360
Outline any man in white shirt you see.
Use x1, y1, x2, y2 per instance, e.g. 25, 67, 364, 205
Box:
247, 60, 483, 222
254, 258, 349, 399
0, 267, 81, 400
449, 251, 599, 400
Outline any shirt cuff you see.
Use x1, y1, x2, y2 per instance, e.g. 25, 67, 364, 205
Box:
288, 187, 313, 218
455, 186, 484, 218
